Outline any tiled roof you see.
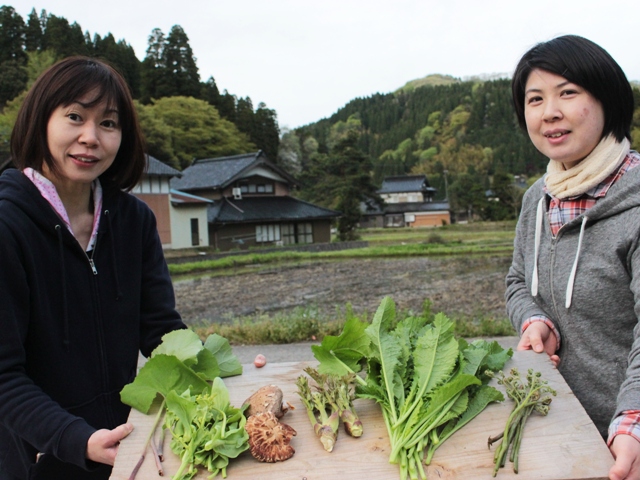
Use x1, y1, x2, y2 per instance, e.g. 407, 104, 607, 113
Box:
379, 175, 433, 194
145, 155, 182, 177
170, 151, 297, 192
361, 201, 450, 215
208, 196, 340, 224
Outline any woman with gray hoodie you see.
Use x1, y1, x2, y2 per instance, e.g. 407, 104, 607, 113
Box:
506, 35, 639, 480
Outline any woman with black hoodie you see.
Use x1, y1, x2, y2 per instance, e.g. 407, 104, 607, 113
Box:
0, 57, 186, 479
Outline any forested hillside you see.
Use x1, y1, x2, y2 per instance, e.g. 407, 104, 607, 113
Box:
282, 76, 640, 221
0, 5, 279, 169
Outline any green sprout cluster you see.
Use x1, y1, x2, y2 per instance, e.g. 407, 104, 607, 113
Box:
488, 368, 556, 476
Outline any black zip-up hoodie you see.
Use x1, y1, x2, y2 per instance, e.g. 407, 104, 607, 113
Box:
0, 169, 185, 479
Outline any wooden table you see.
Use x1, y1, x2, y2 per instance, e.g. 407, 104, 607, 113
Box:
110, 349, 614, 480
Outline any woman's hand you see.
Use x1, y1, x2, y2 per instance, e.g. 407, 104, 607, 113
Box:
517, 321, 560, 367
86, 422, 134, 466
610, 434, 640, 480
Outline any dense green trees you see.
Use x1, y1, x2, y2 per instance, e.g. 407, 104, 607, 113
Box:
137, 96, 254, 169
0, 6, 279, 169
298, 117, 380, 240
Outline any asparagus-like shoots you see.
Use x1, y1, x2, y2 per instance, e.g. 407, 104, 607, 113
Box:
334, 373, 363, 437
296, 374, 339, 451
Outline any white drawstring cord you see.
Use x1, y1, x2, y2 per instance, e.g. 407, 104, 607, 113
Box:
531, 197, 544, 297
565, 216, 588, 308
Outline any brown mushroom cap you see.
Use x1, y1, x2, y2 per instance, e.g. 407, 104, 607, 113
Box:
244, 385, 289, 418
245, 411, 297, 462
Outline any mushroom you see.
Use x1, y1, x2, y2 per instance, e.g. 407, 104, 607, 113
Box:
245, 411, 297, 462
244, 385, 292, 418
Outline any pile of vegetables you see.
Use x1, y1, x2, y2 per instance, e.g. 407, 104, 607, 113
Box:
163, 380, 248, 479
120, 329, 246, 480
488, 368, 556, 476
311, 296, 512, 480
296, 367, 362, 452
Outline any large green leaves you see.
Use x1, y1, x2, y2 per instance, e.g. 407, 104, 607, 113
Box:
121, 354, 210, 413
365, 297, 403, 423
316, 296, 513, 479
120, 330, 243, 414
312, 316, 371, 383
204, 334, 243, 377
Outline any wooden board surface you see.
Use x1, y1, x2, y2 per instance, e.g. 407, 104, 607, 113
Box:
110, 350, 614, 480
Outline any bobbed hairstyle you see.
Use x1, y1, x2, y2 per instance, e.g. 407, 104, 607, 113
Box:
511, 35, 634, 142
10, 56, 146, 191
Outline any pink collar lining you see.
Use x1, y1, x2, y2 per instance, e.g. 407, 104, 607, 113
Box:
23, 168, 103, 251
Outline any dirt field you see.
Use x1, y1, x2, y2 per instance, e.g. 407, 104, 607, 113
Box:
173, 255, 513, 325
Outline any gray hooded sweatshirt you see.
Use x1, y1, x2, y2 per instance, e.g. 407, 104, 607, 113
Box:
506, 150, 640, 438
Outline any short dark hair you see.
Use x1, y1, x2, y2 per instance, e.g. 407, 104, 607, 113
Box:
10, 56, 146, 191
511, 35, 634, 142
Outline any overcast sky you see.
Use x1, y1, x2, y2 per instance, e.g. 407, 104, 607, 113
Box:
10, 0, 640, 129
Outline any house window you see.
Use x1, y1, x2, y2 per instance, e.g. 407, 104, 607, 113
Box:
256, 224, 281, 243
190, 218, 200, 246
265, 184, 273, 193
297, 222, 313, 244
281, 223, 313, 245
281, 223, 295, 245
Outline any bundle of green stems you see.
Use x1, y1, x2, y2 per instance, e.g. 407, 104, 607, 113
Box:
488, 368, 556, 476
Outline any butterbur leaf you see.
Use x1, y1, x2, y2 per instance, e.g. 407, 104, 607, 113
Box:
192, 348, 221, 381
152, 329, 203, 367
204, 334, 243, 377
120, 354, 210, 413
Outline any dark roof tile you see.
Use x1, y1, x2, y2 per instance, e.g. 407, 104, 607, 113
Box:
379, 175, 433, 194
208, 196, 340, 224
145, 155, 182, 177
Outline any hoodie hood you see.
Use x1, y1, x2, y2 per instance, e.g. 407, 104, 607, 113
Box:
0, 169, 63, 233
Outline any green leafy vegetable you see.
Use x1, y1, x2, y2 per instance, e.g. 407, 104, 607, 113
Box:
119, 330, 244, 479
121, 330, 242, 414
164, 378, 249, 479
313, 296, 512, 480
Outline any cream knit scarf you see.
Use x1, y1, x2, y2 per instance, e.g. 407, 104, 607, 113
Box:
545, 135, 630, 199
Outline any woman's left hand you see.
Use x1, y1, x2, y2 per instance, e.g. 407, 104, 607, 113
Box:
609, 434, 640, 480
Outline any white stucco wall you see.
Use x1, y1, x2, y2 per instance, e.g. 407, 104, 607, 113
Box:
169, 204, 210, 249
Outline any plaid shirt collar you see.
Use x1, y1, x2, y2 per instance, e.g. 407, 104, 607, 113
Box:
544, 152, 639, 236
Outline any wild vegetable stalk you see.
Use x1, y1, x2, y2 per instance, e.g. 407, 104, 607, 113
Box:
304, 367, 363, 438
488, 368, 556, 476
296, 374, 340, 452
129, 400, 166, 480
